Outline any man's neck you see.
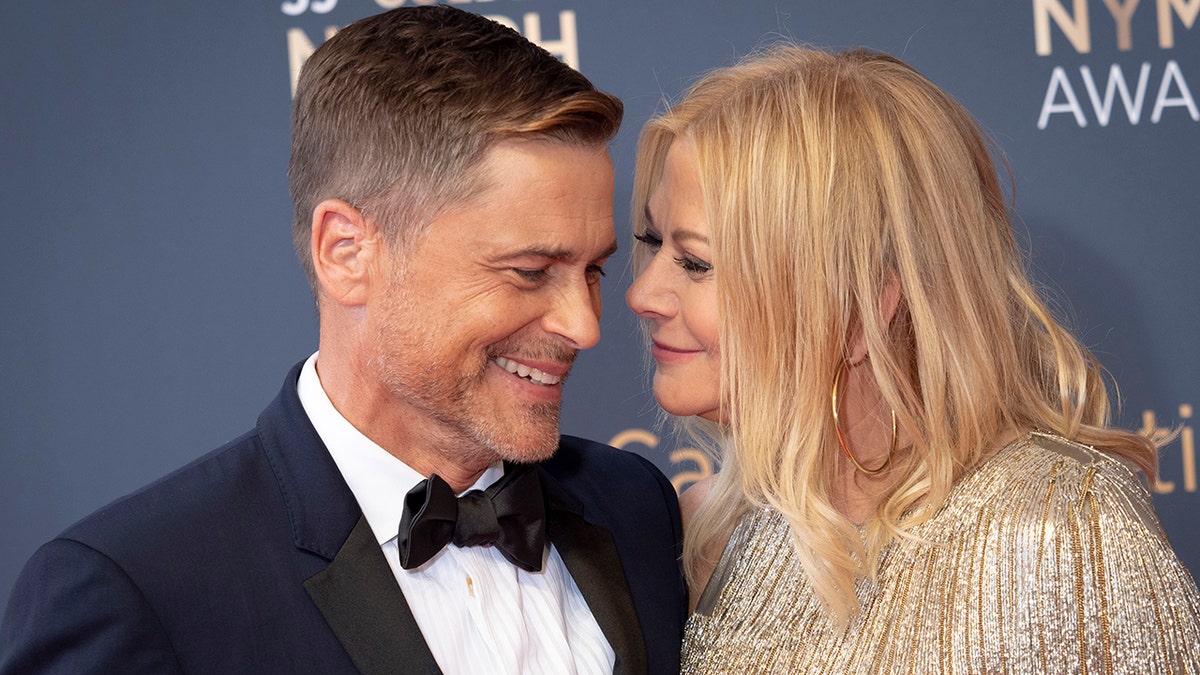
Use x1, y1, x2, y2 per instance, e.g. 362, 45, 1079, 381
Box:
313, 351, 493, 492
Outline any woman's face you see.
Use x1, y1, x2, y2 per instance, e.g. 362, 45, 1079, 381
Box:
626, 138, 722, 422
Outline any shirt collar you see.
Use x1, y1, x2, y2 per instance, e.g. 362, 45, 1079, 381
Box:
296, 352, 503, 546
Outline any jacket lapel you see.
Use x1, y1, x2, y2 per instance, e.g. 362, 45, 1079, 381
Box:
258, 364, 440, 675
542, 474, 648, 675
304, 516, 442, 675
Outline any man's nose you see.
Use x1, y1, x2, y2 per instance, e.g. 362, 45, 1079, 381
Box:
543, 279, 602, 350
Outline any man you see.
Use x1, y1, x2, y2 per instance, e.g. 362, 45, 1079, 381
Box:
0, 6, 686, 674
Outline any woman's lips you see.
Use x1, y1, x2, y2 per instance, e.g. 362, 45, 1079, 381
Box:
650, 340, 702, 363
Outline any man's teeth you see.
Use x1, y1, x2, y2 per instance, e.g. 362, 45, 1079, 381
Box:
493, 356, 562, 386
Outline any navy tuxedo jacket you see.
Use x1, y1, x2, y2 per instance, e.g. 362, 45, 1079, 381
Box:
1, 363, 686, 674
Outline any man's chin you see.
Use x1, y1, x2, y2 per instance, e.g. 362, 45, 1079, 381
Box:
498, 430, 561, 465
467, 399, 562, 465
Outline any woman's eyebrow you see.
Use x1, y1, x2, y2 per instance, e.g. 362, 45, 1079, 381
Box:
644, 206, 709, 244
672, 229, 709, 244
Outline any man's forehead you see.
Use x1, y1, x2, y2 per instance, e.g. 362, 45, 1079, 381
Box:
416, 138, 616, 261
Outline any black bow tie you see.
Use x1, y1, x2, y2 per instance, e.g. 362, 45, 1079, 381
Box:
397, 465, 547, 572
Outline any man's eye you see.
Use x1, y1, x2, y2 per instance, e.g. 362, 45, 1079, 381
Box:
585, 264, 607, 284
514, 268, 549, 283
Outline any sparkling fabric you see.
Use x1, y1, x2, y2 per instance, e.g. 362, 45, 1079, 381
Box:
683, 432, 1200, 674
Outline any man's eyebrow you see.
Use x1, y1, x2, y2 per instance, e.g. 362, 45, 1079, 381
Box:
595, 240, 619, 261
494, 240, 619, 263
495, 246, 574, 262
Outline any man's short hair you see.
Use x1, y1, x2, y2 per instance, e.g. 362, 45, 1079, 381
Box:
288, 4, 624, 291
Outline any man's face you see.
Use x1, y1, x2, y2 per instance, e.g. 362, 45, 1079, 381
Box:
366, 139, 616, 470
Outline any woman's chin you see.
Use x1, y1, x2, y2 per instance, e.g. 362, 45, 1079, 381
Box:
652, 395, 723, 423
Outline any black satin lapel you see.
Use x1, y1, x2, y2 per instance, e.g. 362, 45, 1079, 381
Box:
304, 516, 442, 675
549, 511, 648, 675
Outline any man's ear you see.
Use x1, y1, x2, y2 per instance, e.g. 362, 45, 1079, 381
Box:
848, 273, 903, 365
310, 199, 378, 307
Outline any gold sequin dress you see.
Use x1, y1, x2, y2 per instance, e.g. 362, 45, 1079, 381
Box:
683, 432, 1200, 673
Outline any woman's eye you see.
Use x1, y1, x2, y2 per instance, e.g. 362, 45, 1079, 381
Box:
675, 256, 713, 275
634, 231, 663, 250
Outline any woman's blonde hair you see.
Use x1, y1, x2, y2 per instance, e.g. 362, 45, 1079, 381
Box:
632, 45, 1157, 626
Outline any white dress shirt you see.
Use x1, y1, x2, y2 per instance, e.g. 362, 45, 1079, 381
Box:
296, 353, 615, 675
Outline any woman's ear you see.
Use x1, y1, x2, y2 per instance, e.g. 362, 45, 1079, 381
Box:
878, 272, 903, 327
310, 199, 378, 307
849, 273, 903, 364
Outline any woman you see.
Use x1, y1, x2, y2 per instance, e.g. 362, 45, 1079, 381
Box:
626, 46, 1200, 672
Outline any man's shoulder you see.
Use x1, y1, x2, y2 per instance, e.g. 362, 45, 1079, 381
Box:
58, 429, 271, 553
545, 434, 670, 484
539, 435, 679, 527
55, 363, 317, 555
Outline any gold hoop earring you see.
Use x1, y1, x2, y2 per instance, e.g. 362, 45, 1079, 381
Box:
830, 360, 897, 476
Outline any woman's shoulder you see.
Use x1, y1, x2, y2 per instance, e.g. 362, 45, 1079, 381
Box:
1020, 430, 1145, 476
929, 431, 1200, 663
972, 431, 1150, 496
937, 431, 1166, 543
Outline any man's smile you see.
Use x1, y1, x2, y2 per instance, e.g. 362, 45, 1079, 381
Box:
492, 356, 564, 386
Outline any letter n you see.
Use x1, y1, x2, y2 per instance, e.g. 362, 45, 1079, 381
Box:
287, 26, 338, 98
1034, 0, 1092, 55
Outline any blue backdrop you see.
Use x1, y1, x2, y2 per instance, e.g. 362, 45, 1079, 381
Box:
2, 0, 1197, 613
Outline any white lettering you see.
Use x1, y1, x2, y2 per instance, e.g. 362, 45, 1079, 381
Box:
1039, 60, 1198, 128
1081, 62, 1152, 125
1038, 66, 1089, 128
1151, 60, 1200, 121
282, 0, 337, 16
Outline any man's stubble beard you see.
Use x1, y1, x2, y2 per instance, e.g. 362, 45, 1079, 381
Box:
368, 283, 569, 469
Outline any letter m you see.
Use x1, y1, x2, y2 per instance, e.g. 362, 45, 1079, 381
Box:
1158, 0, 1200, 47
